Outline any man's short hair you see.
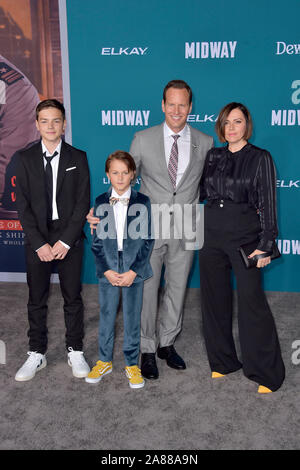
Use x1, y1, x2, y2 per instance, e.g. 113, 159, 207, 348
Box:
105, 150, 136, 175
163, 80, 192, 104
215, 102, 253, 143
36, 99, 66, 120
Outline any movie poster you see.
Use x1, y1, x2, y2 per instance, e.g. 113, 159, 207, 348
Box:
0, 0, 65, 278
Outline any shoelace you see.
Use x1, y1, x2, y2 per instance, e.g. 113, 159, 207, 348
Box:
92, 361, 108, 372
68, 348, 85, 364
127, 366, 142, 378
26, 351, 42, 364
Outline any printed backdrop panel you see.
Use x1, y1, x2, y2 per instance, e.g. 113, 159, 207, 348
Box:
66, 0, 299, 291
0, 0, 299, 291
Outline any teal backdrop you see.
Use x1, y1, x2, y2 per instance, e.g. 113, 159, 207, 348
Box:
66, 0, 300, 291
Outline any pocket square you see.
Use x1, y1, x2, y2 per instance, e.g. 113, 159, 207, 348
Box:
66, 166, 76, 172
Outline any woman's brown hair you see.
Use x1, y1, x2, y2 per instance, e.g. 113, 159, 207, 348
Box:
215, 102, 253, 143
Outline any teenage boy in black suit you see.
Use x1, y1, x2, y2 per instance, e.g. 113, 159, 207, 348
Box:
15, 99, 90, 381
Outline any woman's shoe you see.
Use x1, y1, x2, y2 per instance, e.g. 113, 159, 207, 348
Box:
258, 385, 272, 394
211, 371, 226, 378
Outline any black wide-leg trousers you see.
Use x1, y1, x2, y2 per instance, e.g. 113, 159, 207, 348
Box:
25, 221, 84, 355
199, 201, 285, 391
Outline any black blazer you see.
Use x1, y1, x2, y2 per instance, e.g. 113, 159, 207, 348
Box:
16, 140, 90, 251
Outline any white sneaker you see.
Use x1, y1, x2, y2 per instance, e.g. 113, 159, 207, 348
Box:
15, 352, 47, 382
67, 347, 90, 378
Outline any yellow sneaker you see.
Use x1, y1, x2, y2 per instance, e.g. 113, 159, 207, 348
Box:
85, 360, 112, 384
125, 365, 145, 389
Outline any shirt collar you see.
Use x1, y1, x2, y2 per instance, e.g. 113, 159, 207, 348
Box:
164, 121, 189, 138
111, 186, 131, 199
42, 140, 62, 157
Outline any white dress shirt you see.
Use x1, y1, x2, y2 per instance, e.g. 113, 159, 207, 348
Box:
42, 140, 61, 221
37, 140, 69, 251
111, 187, 131, 251
163, 122, 191, 187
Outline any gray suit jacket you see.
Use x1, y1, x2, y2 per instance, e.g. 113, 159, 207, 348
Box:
129, 123, 213, 250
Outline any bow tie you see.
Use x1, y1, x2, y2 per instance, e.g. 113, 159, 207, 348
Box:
109, 196, 130, 206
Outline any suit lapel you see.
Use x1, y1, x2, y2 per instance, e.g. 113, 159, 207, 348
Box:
31, 141, 47, 208
56, 141, 72, 196
35, 140, 46, 176
123, 188, 137, 242
104, 188, 138, 246
156, 124, 174, 191
104, 188, 117, 236
176, 125, 199, 191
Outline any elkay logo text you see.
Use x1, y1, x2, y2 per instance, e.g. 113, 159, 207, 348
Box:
101, 47, 148, 56
271, 80, 300, 126
277, 179, 300, 189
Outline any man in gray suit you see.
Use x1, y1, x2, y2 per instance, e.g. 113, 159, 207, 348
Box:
88, 80, 213, 379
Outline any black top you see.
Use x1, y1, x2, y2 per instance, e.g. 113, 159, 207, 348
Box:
200, 143, 278, 252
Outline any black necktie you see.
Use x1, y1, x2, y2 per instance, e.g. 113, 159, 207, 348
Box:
44, 151, 58, 221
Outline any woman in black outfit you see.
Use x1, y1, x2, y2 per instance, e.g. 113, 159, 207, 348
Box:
199, 102, 285, 393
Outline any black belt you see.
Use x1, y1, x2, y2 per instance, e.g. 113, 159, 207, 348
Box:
207, 199, 248, 208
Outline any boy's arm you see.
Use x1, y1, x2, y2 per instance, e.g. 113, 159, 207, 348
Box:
16, 153, 48, 251
91, 227, 111, 277
59, 151, 90, 247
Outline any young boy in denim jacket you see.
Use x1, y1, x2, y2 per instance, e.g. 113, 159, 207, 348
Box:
86, 151, 154, 388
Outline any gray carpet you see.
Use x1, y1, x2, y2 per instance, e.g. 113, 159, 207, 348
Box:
0, 282, 299, 450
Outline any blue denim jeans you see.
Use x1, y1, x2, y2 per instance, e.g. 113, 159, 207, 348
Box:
98, 252, 144, 366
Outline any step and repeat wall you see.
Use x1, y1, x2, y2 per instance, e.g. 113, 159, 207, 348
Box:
0, 0, 299, 291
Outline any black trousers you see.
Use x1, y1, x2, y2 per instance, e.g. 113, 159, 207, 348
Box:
199, 200, 285, 391
25, 221, 84, 354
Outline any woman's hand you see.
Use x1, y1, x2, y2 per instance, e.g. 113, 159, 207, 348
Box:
248, 249, 271, 268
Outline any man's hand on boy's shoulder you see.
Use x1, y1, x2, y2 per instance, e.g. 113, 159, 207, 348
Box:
86, 207, 100, 234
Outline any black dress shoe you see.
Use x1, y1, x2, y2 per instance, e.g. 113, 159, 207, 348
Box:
157, 345, 186, 370
141, 353, 159, 379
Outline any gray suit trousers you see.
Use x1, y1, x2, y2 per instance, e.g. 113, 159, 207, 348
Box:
140, 239, 194, 353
